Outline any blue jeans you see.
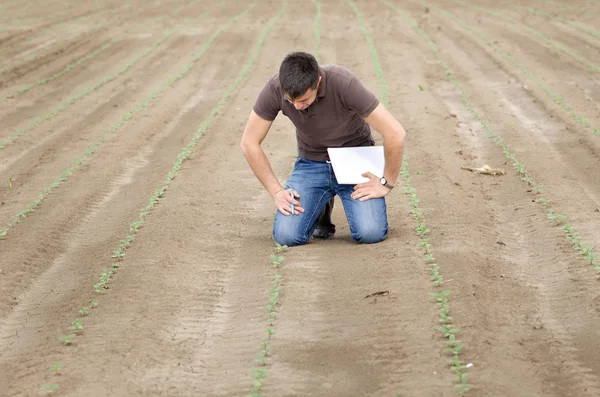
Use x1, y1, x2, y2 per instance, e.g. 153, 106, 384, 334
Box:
273, 157, 388, 246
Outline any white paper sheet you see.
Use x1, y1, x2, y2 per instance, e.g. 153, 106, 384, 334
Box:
327, 146, 385, 184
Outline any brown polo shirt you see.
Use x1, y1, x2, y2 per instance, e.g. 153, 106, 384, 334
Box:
252, 64, 380, 162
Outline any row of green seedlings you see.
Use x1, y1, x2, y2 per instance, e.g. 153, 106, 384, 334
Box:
250, 242, 287, 397
421, 0, 600, 136
348, 0, 469, 392
540, 200, 600, 269
41, 304, 94, 393
519, 6, 600, 41
0, 40, 116, 104
449, 0, 600, 73
0, 1, 209, 149
0, 1, 168, 75
454, 56, 599, 271
0, 0, 234, 238
383, 0, 600, 272
401, 162, 471, 394
43, 185, 164, 394
41, 3, 281, 391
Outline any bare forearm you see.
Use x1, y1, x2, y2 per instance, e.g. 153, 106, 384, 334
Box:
241, 144, 283, 197
383, 133, 404, 186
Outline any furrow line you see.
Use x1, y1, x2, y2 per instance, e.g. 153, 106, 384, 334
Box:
419, 0, 600, 136
519, 6, 600, 41
0, 8, 72, 30
45, 0, 280, 373
0, 4, 121, 55
350, 0, 471, 394
385, 0, 600, 267
0, 0, 169, 75
447, 0, 600, 73
0, 1, 230, 236
0, 2, 217, 149
0, 39, 116, 103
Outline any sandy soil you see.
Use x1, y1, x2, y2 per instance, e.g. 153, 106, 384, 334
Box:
1, 0, 599, 396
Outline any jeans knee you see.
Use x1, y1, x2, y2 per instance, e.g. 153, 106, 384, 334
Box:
352, 223, 388, 244
273, 226, 309, 247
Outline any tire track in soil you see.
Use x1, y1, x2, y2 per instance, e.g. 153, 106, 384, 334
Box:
0, 0, 172, 86
420, 0, 600, 264
0, 8, 74, 32
6, 2, 284, 393
446, 0, 600, 73
418, 0, 600, 137
0, 1, 205, 150
0, 3, 263, 395
0, 39, 117, 104
515, 5, 600, 43
0, 0, 74, 21
385, 1, 600, 395
0, 0, 217, 167
439, 0, 600, 116
0, 0, 244, 319
0, 0, 178, 78
0, 2, 119, 55
0, 3, 226, 238
0, 0, 198, 112
265, 1, 456, 396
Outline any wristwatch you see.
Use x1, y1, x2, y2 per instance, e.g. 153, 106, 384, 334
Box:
380, 176, 394, 190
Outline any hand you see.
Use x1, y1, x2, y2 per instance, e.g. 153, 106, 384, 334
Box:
274, 188, 304, 216
351, 172, 391, 201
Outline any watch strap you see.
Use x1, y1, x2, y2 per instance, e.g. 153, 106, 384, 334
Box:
380, 177, 394, 190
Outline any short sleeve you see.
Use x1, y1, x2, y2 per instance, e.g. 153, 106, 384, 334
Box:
343, 76, 380, 118
252, 77, 281, 121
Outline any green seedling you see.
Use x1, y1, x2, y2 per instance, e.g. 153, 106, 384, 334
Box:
419, 84, 425, 91
440, 325, 461, 337
535, 197, 550, 206
546, 209, 567, 224
70, 319, 84, 333
59, 334, 75, 345
49, 362, 61, 374
429, 290, 451, 301
271, 254, 284, 267
79, 307, 89, 316
440, 312, 453, 323
456, 384, 471, 394
89, 300, 97, 308
111, 249, 125, 259
40, 384, 58, 393
445, 343, 464, 355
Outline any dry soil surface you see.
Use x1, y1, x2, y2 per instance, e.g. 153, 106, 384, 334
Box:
1, 0, 600, 396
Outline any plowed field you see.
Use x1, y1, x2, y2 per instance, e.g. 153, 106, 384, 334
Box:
1, 0, 599, 396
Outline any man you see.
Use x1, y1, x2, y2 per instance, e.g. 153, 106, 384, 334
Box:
240, 51, 406, 247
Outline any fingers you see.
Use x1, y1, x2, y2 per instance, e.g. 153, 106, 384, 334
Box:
285, 189, 304, 213
276, 189, 304, 216
355, 173, 376, 190
278, 206, 291, 216
351, 188, 370, 201
278, 204, 304, 216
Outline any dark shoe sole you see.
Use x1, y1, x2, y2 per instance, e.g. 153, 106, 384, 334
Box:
312, 225, 335, 239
